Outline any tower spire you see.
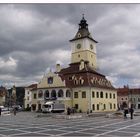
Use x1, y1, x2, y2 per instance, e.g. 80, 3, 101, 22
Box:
70, 15, 98, 43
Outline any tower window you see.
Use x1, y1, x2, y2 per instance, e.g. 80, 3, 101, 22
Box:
90, 44, 93, 50
78, 54, 80, 58
78, 33, 81, 38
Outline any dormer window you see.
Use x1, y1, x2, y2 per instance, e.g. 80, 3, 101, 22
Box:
78, 33, 81, 38
68, 76, 72, 81
48, 77, 53, 84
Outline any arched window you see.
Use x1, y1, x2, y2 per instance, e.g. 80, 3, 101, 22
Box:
38, 90, 43, 98
66, 90, 71, 98
44, 90, 49, 98
51, 90, 56, 98
58, 89, 64, 98
100, 91, 103, 98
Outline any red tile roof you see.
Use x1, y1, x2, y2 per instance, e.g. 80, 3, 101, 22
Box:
26, 84, 37, 89
58, 62, 115, 90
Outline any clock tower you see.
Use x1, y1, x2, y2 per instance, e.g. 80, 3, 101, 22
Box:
70, 15, 98, 69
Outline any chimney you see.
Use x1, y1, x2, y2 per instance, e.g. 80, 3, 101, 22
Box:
56, 64, 61, 72
79, 60, 85, 70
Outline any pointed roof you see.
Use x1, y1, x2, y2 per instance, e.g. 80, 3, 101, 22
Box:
70, 14, 98, 43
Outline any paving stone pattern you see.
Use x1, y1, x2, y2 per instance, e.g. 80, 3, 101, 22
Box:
0, 112, 140, 137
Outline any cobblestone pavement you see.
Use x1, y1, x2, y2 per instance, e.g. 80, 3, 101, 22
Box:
0, 112, 140, 137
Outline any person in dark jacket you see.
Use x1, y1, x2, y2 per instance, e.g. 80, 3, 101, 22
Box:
124, 107, 128, 119
67, 107, 71, 115
129, 107, 134, 119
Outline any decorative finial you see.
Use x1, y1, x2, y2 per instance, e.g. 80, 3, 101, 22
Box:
82, 14, 85, 19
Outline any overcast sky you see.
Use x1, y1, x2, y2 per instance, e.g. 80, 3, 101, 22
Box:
0, 3, 140, 88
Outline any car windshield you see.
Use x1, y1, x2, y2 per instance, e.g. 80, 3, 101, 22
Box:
43, 105, 51, 108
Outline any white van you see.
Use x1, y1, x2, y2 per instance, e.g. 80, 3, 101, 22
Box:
42, 101, 65, 113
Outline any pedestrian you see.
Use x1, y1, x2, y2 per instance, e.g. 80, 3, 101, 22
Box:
67, 107, 71, 115
13, 108, 16, 116
124, 107, 128, 119
0, 107, 1, 116
129, 106, 134, 119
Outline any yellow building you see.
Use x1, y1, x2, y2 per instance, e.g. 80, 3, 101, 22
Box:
30, 16, 117, 113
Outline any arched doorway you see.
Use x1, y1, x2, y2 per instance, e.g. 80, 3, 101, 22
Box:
58, 89, 64, 98
44, 90, 49, 99
51, 90, 56, 99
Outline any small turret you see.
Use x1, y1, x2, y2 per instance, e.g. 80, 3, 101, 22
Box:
56, 64, 61, 72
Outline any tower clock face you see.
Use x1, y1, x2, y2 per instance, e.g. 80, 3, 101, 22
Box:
77, 44, 81, 49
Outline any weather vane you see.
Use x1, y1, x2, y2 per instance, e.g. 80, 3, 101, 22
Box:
82, 14, 85, 19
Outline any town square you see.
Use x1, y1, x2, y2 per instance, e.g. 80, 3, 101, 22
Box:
0, 3, 140, 137
1, 111, 140, 137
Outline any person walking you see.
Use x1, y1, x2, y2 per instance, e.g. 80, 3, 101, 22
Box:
129, 106, 134, 119
0, 107, 1, 116
13, 108, 16, 116
124, 107, 128, 119
67, 107, 71, 115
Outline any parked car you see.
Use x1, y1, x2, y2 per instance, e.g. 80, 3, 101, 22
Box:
0, 106, 9, 112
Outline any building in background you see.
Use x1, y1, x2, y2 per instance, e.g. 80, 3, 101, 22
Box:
117, 86, 140, 110
129, 88, 140, 109
24, 84, 37, 110
0, 86, 7, 106
117, 86, 129, 110
6, 86, 25, 107
28, 16, 117, 113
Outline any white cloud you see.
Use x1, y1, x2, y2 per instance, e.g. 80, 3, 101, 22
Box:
0, 4, 140, 88
0, 57, 17, 69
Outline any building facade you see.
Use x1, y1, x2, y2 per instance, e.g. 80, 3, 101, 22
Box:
0, 86, 7, 106
117, 86, 140, 109
129, 88, 140, 109
24, 84, 37, 109
117, 86, 129, 110
29, 16, 117, 113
